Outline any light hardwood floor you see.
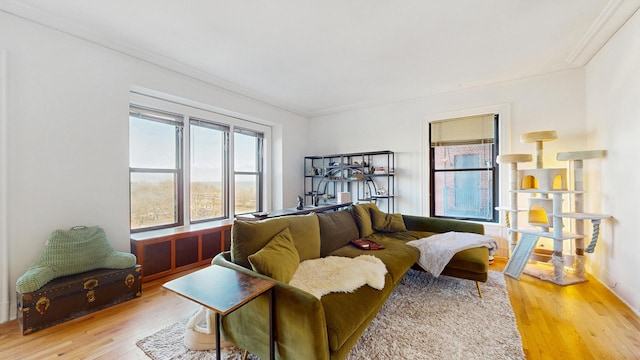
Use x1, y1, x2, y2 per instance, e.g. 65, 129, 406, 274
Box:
0, 260, 638, 359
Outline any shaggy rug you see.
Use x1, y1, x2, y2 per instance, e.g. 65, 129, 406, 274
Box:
136, 270, 525, 360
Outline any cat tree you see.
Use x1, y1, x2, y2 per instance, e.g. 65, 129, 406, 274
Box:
499, 130, 610, 285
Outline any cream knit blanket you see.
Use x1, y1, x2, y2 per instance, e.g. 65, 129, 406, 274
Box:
407, 232, 498, 277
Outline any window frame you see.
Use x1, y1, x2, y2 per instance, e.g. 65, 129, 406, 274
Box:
129, 106, 184, 232
188, 117, 231, 224
428, 114, 499, 223
233, 127, 264, 215
129, 93, 270, 233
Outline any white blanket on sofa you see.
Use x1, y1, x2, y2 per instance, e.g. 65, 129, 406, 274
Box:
406, 231, 498, 277
289, 255, 387, 299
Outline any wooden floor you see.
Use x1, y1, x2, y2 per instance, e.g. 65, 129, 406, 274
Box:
0, 261, 638, 359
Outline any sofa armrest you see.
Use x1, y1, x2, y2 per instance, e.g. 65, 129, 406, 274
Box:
402, 215, 484, 235
212, 252, 331, 360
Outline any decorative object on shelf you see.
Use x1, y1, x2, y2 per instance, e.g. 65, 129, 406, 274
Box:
337, 192, 351, 204
296, 195, 304, 210
498, 130, 611, 286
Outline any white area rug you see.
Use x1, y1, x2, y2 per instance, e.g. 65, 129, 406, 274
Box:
136, 270, 524, 360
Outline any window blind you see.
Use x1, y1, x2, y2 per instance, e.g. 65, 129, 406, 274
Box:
430, 114, 495, 145
130, 106, 183, 127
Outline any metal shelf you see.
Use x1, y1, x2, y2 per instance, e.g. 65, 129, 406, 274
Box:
304, 151, 395, 212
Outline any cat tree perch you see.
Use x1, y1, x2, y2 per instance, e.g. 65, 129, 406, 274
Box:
499, 131, 611, 286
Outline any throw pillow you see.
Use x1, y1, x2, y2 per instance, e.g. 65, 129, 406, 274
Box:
371, 208, 407, 232
248, 227, 300, 283
317, 210, 359, 256
231, 213, 320, 269
350, 203, 379, 237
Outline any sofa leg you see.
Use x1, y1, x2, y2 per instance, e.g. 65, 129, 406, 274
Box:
475, 281, 483, 298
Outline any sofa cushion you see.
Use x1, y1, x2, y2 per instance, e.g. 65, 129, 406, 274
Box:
371, 208, 407, 232
318, 210, 359, 257
248, 227, 300, 283
328, 237, 419, 284
444, 247, 489, 274
231, 213, 320, 269
321, 273, 394, 352
350, 203, 378, 237
371, 230, 435, 242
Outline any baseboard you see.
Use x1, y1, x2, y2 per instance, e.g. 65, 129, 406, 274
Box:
0, 299, 11, 323
595, 271, 640, 318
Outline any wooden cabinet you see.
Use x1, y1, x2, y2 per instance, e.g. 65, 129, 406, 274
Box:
131, 223, 232, 282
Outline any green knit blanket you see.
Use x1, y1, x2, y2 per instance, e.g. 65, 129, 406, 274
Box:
16, 226, 136, 293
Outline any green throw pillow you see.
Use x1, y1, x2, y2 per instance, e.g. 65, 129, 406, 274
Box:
371, 208, 407, 232
231, 213, 320, 269
318, 210, 359, 256
248, 227, 300, 283
350, 203, 379, 237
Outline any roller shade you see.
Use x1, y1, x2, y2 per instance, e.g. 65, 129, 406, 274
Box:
430, 114, 496, 145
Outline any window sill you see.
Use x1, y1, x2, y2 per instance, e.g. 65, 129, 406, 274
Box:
130, 219, 234, 241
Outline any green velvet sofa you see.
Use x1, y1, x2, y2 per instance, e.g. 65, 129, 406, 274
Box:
211, 203, 486, 360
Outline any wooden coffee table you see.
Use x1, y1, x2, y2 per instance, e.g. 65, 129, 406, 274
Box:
163, 265, 277, 360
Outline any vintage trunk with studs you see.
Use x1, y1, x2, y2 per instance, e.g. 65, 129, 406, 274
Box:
16, 265, 142, 335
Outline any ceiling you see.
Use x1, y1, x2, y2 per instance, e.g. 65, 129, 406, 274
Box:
2, 0, 639, 116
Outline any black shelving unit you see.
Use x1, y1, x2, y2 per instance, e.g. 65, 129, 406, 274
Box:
304, 150, 395, 212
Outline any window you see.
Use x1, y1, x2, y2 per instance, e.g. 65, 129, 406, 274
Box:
234, 128, 263, 215
429, 114, 499, 222
129, 99, 267, 233
129, 107, 183, 231
189, 119, 229, 222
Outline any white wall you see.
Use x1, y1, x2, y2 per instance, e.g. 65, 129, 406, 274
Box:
585, 9, 640, 314
1, 50, 9, 323
0, 12, 308, 321
310, 27, 640, 313
309, 69, 587, 216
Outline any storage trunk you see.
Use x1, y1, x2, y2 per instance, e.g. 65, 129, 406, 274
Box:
17, 265, 142, 335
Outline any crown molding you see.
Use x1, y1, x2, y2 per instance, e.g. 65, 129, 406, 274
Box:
4, 0, 639, 118
310, 65, 579, 118
0, 1, 313, 117
566, 0, 640, 66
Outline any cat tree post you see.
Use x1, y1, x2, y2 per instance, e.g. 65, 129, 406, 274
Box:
551, 192, 565, 282
520, 131, 558, 234
521, 130, 557, 169
557, 150, 607, 279
496, 154, 532, 253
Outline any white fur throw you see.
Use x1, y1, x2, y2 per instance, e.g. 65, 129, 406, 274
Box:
407, 231, 498, 277
289, 255, 388, 299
